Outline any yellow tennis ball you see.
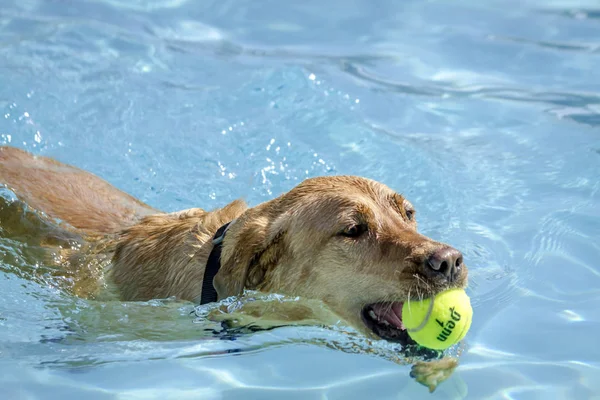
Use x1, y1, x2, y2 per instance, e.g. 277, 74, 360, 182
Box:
401, 288, 473, 350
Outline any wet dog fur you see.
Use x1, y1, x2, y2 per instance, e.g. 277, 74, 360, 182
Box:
0, 146, 468, 392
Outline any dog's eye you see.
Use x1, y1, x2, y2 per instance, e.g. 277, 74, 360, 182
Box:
403, 199, 415, 222
340, 224, 368, 238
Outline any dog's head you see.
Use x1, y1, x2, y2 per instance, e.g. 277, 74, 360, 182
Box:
214, 176, 468, 346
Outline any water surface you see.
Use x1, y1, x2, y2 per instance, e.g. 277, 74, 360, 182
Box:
1, 0, 600, 398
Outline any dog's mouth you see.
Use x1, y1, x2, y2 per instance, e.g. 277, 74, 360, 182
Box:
361, 298, 449, 360
361, 302, 413, 345
361, 301, 441, 360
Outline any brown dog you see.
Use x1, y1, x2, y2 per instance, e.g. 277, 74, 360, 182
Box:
0, 146, 468, 392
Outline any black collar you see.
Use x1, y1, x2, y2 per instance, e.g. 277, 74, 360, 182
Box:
200, 221, 233, 305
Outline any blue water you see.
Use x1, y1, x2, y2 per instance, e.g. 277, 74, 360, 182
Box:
1, 0, 600, 398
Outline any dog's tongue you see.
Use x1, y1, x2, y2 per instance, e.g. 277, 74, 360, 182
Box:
372, 302, 405, 330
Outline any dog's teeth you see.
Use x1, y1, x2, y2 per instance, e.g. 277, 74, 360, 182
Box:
381, 320, 390, 326
368, 310, 377, 320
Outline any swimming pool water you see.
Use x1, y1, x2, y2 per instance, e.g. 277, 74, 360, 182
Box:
1, 0, 600, 398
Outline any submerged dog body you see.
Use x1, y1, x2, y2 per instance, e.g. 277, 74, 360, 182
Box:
0, 146, 469, 390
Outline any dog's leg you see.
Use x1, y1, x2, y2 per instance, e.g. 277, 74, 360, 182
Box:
0, 191, 111, 298
410, 357, 460, 392
204, 296, 346, 331
0, 146, 159, 235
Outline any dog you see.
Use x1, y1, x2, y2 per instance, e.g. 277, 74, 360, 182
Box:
0, 146, 469, 392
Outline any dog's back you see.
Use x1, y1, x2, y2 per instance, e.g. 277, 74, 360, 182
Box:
0, 146, 248, 302
0, 146, 158, 235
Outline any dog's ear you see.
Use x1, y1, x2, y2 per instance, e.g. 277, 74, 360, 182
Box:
213, 207, 288, 300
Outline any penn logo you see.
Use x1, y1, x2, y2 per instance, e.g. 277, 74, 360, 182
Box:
436, 307, 462, 342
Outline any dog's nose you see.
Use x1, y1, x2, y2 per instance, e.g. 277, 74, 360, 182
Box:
426, 247, 463, 282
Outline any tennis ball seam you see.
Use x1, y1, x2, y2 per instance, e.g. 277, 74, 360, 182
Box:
405, 296, 435, 333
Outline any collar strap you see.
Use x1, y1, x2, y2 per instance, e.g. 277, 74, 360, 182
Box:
200, 220, 234, 305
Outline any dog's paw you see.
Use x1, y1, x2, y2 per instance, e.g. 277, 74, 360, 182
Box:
410, 357, 458, 393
